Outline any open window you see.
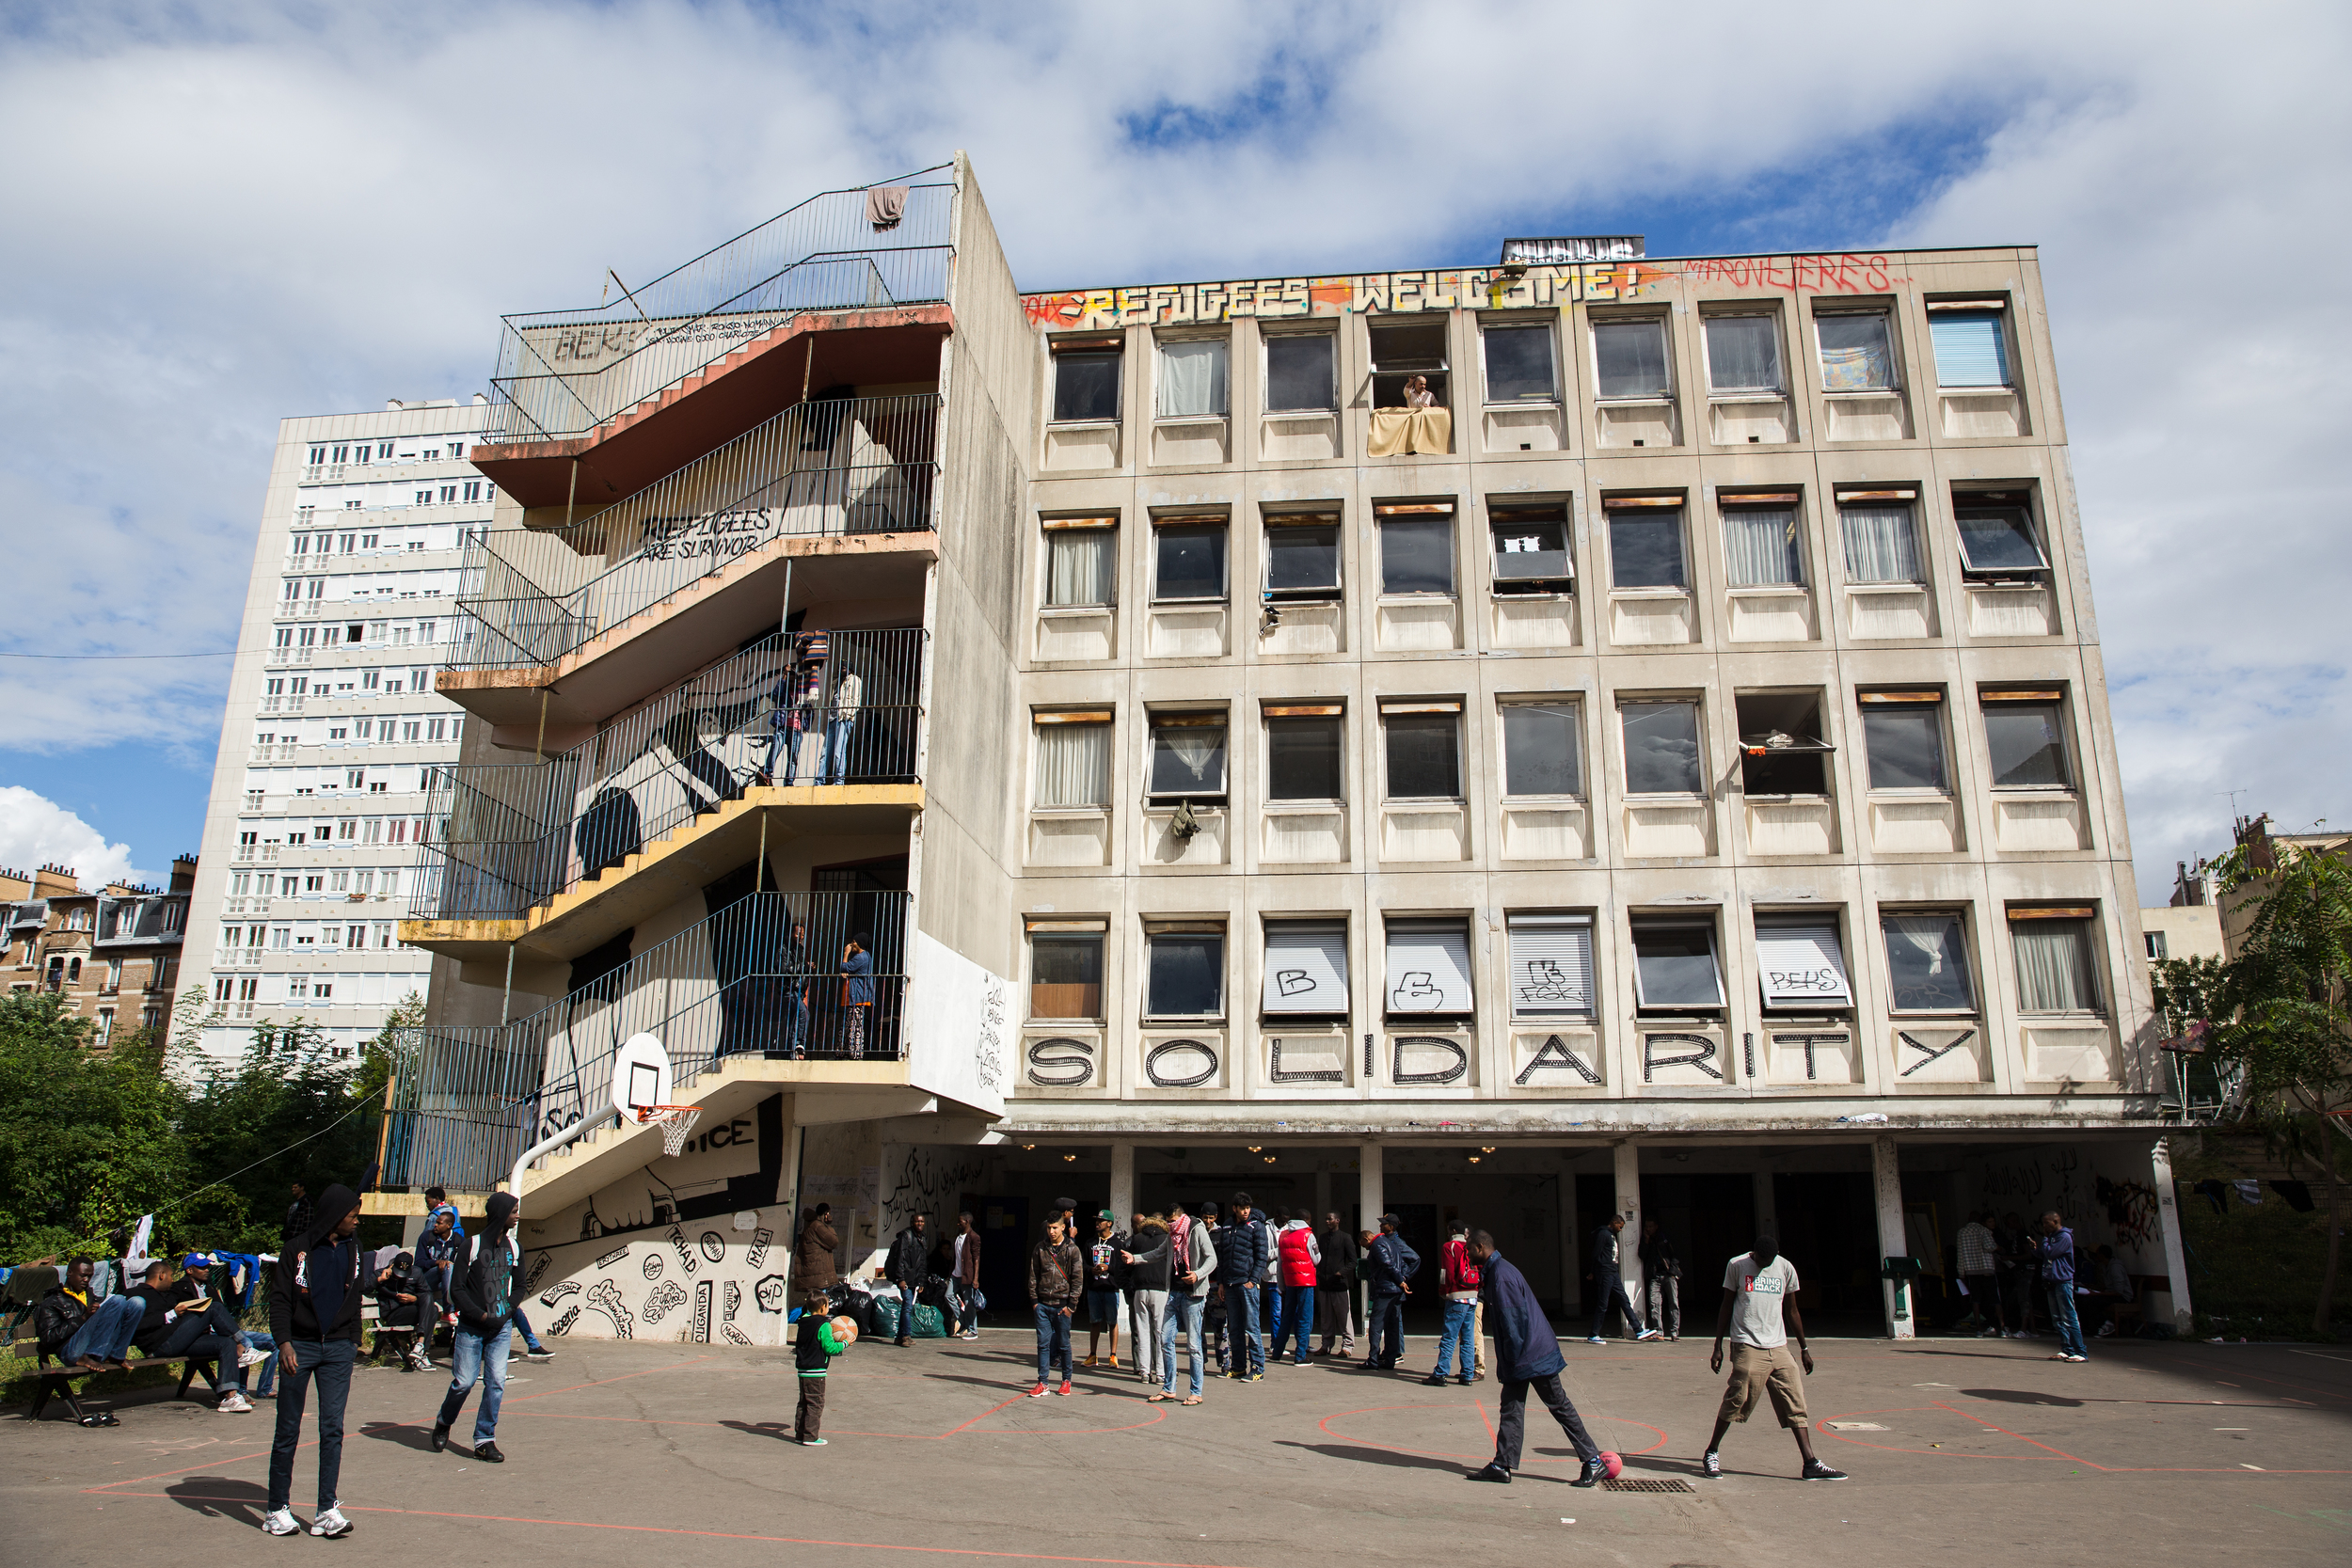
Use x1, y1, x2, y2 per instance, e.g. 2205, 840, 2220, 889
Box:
1927, 299, 2012, 388
1041, 515, 1117, 608
1368, 318, 1449, 408
1380, 700, 1462, 800
1151, 513, 1229, 603
1952, 489, 2049, 581
1592, 315, 1673, 400
1858, 690, 1947, 792
1813, 309, 1898, 391
1263, 509, 1342, 602
1263, 921, 1349, 1018
1980, 689, 2073, 789
1051, 335, 1122, 423
1028, 918, 1106, 1021
1734, 691, 1832, 796
1629, 916, 1724, 1011
1265, 703, 1344, 800
1033, 709, 1113, 807
2008, 906, 2101, 1015
1264, 330, 1337, 412
1836, 487, 1924, 584
1620, 699, 1703, 796
1145, 922, 1225, 1020
1481, 319, 1558, 403
1604, 496, 1688, 589
1384, 918, 1474, 1017
1501, 701, 1581, 799
1489, 501, 1571, 593
1375, 501, 1454, 595
1147, 711, 1228, 800
1883, 911, 1976, 1012
1507, 912, 1594, 1020
1720, 491, 1804, 587
1156, 333, 1230, 419
1755, 915, 1852, 1011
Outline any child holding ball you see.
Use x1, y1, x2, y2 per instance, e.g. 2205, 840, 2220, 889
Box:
794, 1312, 859, 1445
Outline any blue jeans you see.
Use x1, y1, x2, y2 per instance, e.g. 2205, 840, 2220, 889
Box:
1162, 1293, 1205, 1397
2046, 1277, 2087, 1358
1228, 1282, 1263, 1372
509, 1307, 543, 1352
1437, 1299, 1477, 1375
1269, 1285, 1315, 1363
823, 718, 855, 784
1033, 1303, 1072, 1382
243, 1330, 278, 1396
268, 1338, 356, 1513
62, 1294, 144, 1363
892, 1282, 919, 1339
1368, 1292, 1406, 1366
436, 1322, 512, 1446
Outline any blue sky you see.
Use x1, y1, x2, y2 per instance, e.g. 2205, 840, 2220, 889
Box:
1, 1, 2347, 895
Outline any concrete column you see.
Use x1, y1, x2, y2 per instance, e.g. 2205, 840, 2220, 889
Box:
1359, 1142, 1384, 1227
1871, 1135, 1913, 1339
2150, 1137, 2195, 1333
1109, 1142, 1136, 1228
1613, 1141, 1643, 1325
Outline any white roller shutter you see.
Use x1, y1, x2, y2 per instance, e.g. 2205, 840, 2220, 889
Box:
1756, 921, 1851, 1006
1385, 920, 1474, 1015
1507, 915, 1594, 1018
1263, 923, 1349, 1015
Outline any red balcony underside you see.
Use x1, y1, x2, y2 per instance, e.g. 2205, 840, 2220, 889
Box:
475, 304, 953, 509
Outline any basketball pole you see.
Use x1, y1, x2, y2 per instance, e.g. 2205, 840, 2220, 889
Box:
507, 1107, 618, 1201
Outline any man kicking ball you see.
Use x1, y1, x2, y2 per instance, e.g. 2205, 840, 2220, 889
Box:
1701, 1234, 1846, 1481
1463, 1230, 1614, 1488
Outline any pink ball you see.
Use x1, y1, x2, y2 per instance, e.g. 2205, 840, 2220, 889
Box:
1599, 1450, 1624, 1480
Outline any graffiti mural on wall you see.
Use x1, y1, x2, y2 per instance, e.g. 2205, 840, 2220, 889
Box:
2095, 1175, 2160, 1246
1021, 253, 1913, 332
884, 1147, 989, 1230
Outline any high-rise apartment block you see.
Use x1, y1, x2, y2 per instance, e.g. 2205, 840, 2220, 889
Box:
380, 157, 2191, 1340
183, 401, 493, 1064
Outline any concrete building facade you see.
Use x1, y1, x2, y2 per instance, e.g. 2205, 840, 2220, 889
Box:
387, 157, 2190, 1343
3, 860, 193, 1046
182, 402, 493, 1064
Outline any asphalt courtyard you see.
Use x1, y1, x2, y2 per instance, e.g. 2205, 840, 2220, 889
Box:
8, 1328, 2351, 1565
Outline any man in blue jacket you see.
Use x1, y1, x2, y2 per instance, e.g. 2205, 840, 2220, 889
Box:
1360, 1214, 1421, 1370
1464, 1230, 1608, 1487
1213, 1192, 1269, 1379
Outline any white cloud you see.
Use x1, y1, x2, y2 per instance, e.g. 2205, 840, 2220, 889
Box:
1, 0, 2345, 893
0, 785, 146, 890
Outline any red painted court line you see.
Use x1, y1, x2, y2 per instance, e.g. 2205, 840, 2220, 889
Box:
942, 1390, 1029, 1435
1931, 1401, 2107, 1467
87, 1447, 280, 1494
93, 1494, 1263, 1567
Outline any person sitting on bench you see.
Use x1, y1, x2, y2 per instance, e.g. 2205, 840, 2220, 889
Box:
127, 1259, 253, 1413
36, 1258, 145, 1371
372, 1252, 431, 1370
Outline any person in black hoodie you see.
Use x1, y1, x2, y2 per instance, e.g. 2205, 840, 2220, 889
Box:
432, 1190, 521, 1464
372, 1251, 432, 1371
264, 1181, 365, 1539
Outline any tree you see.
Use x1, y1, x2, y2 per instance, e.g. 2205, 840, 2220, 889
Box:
0, 990, 186, 1259
174, 1019, 383, 1254
2181, 843, 2352, 1334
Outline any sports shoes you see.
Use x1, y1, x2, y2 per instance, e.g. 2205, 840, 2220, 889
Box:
524, 1346, 555, 1361
1802, 1459, 1850, 1481
2095, 1323, 2116, 1338
473, 1442, 504, 1463
802, 1437, 828, 1446
239, 1346, 272, 1369
1083, 1354, 1099, 1367
1467, 1463, 1512, 1483
310, 1507, 354, 1538
959, 1329, 980, 1340
1573, 1458, 1609, 1488
1248, 1371, 1264, 1382
1979, 1326, 2003, 1338
217, 1390, 254, 1414
1107, 1354, 1120, 1369
1026, 1383, 1048, 1398
262, 1509, 301, 1537
2007, 1329, 2027, 1338
2061, 1353, 2088, 1363
1634, 1328, 1662, 1341
1057, 1380, 1073, 1396
1702, 1450, 1722, 1479
1586, 1336, 1606, 1346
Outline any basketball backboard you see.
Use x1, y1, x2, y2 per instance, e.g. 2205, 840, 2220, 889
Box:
611, 1033, 674, 1118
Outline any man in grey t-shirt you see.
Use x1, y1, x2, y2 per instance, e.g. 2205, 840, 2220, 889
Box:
1700, 1236, 1846, 1482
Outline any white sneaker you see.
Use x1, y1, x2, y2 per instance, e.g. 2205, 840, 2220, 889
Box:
263, 1509, 300, 1536
1635, 1329, 1662, 1341
217, 1391, 254, 1414
310, 1506, 353, 1538
239, 1346, 272, 1369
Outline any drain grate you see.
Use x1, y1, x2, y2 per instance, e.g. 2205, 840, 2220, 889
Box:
1603, 1478, 1697, 1494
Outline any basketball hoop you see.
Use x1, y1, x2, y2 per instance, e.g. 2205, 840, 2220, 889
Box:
635, 1104, 703, 1158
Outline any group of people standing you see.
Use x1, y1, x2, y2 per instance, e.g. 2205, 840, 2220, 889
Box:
1953, 1208, 2130, 1359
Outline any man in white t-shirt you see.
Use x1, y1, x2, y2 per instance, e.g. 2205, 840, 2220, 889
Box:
1701, 1237, 1847, 1482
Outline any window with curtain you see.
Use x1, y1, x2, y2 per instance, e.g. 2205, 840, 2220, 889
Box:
1030, 933, 1104, 1019
1267, 712, 1343, 800
1043, 527, 1116, 607
1148, 716, 1228, 797
1981, 695, 2072, 789
1146, 930, 1223, 1017
1502, 703, 1581, 798
1265, 333, 1335, 411
1157, 337, 1231, 418
1034, 719, 1111, 807
1723, 506, 1804, 587
1609, 508, 1686, 588
1929, 309, 2010, 388
1053, 346, 1121, 421
1840, 503, 1924, 583
1860, 694, 1947, 791
1383, 710, 1460, 799
2011, 916, 2100, 1013
1483, 323, 1557, 402
1883, 913, 1975, 1011
1815, 311, 1896, 392
1621, 701, 1702, 795
1705, 315, 1783, 393
1152, 524, 1227, 601
1594, 318, 1671, 398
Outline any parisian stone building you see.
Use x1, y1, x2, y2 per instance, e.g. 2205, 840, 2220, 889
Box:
381, 156, 2189, 1341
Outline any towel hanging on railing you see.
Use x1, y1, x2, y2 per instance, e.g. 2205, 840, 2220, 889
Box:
866, 185, 909, 230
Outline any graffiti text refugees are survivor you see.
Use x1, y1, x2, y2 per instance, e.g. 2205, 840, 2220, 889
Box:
639, 511, 773, 562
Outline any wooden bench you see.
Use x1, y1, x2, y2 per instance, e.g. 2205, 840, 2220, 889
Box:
11, 1338, 223, 1427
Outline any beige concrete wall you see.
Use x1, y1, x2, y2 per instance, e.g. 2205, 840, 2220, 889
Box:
2139, 904, 2222, 963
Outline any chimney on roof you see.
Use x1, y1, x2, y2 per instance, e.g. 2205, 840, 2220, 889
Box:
0, 866, 28, 900
171, 854, 199, 895
33, 864, 80, 896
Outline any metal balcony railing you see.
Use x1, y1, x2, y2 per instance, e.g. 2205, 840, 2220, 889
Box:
411, 628, 925, 924
378, 890, 909, 1192
449, 391, 938, 673
483, 171, 953, 446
